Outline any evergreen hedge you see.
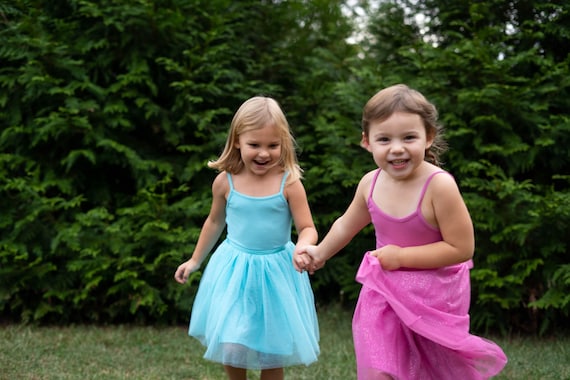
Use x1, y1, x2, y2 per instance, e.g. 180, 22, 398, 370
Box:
1, 0, 568, 335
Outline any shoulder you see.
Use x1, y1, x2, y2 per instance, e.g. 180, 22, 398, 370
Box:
212, 171, 230, 195
359, 169, 379, 184
356, 169, 379, 194
284, 177, 307, 199
425, 169, 466, 208
427, 169, 460, 193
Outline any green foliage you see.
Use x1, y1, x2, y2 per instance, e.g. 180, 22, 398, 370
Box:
0, 0, 358, 324
358, 0, 570, 334
1, 0, 568, 335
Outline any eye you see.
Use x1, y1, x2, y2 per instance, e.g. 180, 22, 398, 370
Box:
376, 137, 389, 143
248, 143, 259, 148
269, 143, 280, 149
404, 135, 417, 141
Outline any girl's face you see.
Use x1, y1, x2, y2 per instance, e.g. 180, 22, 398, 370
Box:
235, 124, 283, 176
362, 112, 433, 180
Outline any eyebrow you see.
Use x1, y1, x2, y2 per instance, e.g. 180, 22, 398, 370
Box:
245, 139, 281, 144
373, 129, 421, 135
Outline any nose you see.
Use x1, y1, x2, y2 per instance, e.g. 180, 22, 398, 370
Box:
390, 140, 404, 153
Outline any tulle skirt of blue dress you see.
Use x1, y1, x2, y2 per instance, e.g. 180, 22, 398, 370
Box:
189, 240, 320, 369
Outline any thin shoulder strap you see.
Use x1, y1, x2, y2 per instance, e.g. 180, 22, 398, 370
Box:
417, 171, 448, 209
226, 172, 234, 191
368, 169, 382, 201
279, 171, 290, 194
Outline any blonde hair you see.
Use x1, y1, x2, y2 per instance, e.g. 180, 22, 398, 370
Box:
362, 84, 447, 166
208, 96, 302, 183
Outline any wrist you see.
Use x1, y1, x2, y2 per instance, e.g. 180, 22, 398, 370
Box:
395, 246, 407, 268
313, 246, 326, 262
189, 257, 202, 267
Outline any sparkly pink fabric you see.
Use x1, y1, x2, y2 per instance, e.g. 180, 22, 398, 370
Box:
352, 170, 507, 379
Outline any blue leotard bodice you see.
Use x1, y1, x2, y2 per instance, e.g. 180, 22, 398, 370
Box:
225, 171, 292, 252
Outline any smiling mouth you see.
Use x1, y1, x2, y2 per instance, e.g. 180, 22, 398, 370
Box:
390, 159, 407, 165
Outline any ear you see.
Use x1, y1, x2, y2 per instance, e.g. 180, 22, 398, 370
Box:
360, 132, 372, 151
426, 130, 435, 149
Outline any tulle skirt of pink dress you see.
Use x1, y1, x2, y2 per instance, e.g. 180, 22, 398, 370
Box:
353, 253, 507, 380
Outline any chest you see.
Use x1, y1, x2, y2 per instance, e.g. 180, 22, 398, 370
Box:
370, 180, 437, 227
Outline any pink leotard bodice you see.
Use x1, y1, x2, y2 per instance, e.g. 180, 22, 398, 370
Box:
368, 169, 445, 250
353, 168, 507, 379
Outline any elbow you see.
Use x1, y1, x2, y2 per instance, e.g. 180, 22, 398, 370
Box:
448, 238, 474, 264
461, 241, 475, 262
457, 229, 475, 262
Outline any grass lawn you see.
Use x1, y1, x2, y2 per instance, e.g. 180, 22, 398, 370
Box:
1, 304, 569, 379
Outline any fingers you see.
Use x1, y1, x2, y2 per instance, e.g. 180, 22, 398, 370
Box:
293, 253, 311, 273
174, 265, 190, 284
174, 269, 185, 284
293, 252, 326, 275
293, 255, 304, 273
308, 260, 324, 275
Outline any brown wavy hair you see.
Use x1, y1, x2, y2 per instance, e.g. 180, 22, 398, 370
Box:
362, 84, 447, 166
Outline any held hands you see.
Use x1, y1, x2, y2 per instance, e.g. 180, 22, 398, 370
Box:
369, 244, 402, 271
293, 245, 326, 274
292, 244, 403, 273
174, 258, 201, 284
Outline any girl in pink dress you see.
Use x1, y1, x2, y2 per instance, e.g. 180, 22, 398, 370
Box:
294, 84, 507, 379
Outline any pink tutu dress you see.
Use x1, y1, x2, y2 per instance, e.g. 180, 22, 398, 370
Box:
353, 169, 507, 379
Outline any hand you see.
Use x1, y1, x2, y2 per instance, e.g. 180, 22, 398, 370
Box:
293, 245, 326, 274
305, 245, 327, 273
174, 258, 200, 284
293, 245, 313, 273
370, 244, 402, 270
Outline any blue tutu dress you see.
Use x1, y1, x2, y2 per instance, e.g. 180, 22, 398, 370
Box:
188, 172, 320, 369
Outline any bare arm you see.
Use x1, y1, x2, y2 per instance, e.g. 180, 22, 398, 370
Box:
373, 173, 474, 270
295, 171, 374, 272
286, 179, 318, 248
174, 172, 228, 284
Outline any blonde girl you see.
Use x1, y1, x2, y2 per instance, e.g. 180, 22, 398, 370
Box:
175, 96, 319, 380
